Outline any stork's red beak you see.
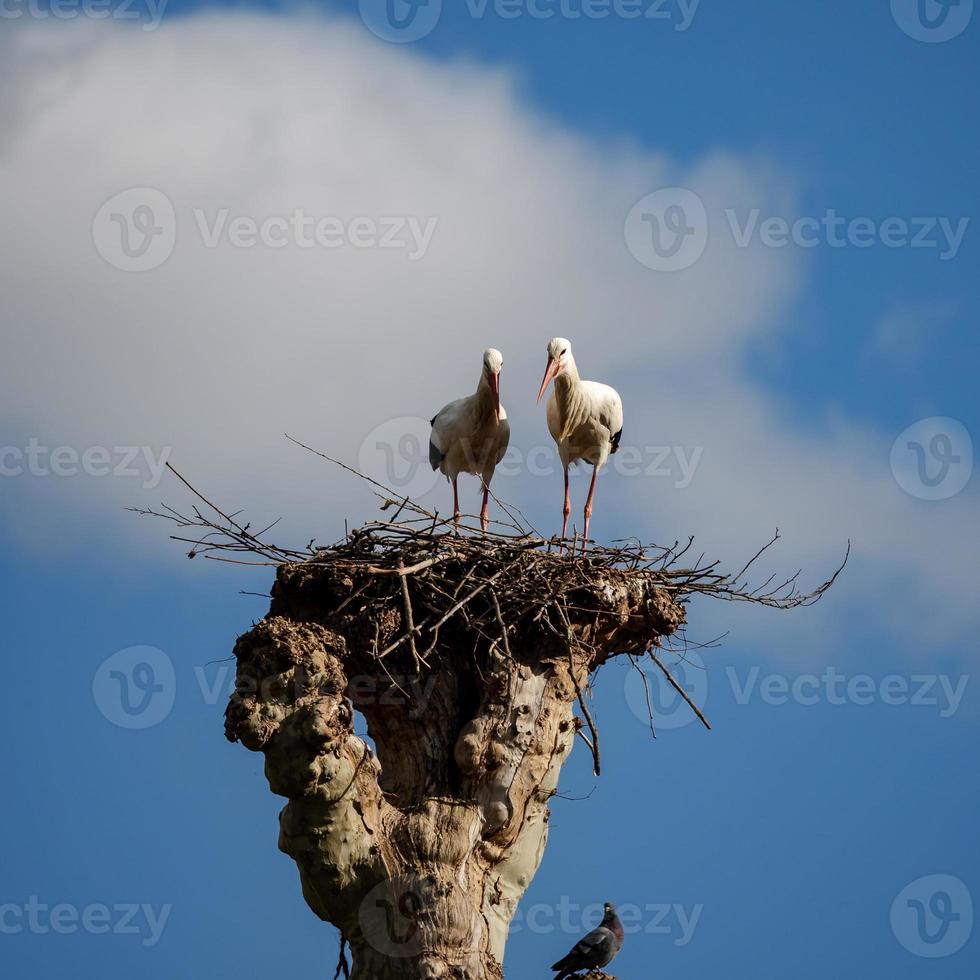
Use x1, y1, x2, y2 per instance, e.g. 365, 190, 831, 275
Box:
488, 371, 501, 424
536, 357, 560, 404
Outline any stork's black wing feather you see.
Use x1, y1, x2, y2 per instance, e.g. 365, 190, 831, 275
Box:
429, 411, 445, 472
429, 438, 444, 472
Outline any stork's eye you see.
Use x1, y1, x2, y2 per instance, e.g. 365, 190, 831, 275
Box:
560, 349, 567, 356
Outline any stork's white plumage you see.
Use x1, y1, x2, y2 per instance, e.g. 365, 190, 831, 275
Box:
429, 348, 510, 532
536, 337, 623, 552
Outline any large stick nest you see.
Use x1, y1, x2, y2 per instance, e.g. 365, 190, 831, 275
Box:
133, 439, 848, 766
133, 437, 847, 617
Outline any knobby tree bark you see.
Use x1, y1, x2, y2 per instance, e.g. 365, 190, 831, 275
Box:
225, 557, 685, 979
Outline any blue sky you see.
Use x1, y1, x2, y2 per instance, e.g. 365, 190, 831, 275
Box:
0, 1, 977, 978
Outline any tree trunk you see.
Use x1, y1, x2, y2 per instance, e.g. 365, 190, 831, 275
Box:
225, 557, 684, 979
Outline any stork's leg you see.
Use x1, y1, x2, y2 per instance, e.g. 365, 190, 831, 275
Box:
480, 484, 490, 533
582, 463, 600, 553
559, 465, 571, 553
452, 477, 461, 528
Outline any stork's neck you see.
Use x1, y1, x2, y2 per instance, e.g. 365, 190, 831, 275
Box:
473, 370, 496, 422
553, 354, 582, 402
550, 356, 584, 440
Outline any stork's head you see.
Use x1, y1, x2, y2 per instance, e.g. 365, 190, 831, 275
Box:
536, 337, 572, 404
483, 348, 503, 423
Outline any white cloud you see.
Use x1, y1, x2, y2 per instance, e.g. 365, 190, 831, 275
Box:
0, 13, 975, 661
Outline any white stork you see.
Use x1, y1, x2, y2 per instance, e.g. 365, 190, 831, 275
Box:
429, 348, 510, 531
536, 337, 623, 552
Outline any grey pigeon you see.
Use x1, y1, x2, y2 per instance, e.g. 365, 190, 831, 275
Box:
551, 902, 624, 979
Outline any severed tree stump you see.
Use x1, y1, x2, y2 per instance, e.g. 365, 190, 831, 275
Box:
224, 530, 685, 979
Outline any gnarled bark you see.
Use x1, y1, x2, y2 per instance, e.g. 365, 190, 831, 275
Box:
225, 559, 684, 979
